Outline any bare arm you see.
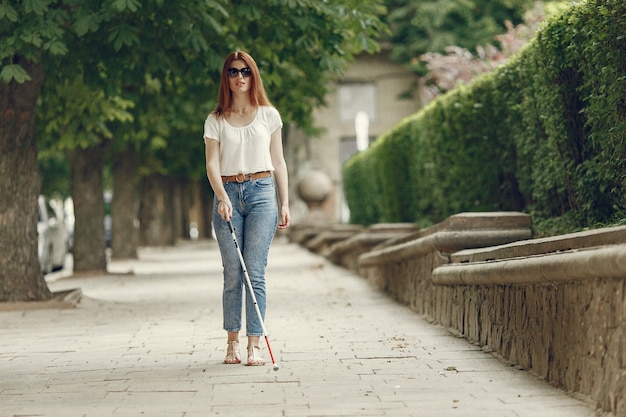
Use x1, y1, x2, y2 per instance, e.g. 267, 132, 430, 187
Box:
204, 137, 232, 221
270, 127, 290, 229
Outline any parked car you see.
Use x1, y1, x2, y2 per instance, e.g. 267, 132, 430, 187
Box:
64, 197, 75, 252
37, 195, 69, 273
104, 191, 112, 248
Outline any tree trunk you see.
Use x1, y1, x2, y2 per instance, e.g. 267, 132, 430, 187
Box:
69, 144, 107, 273
111, 149, 138, 259
200, 180, 214, 239
189, 179, 210, 240
172, 177, 185, 241
139, 174, 175, 246
178, 178, 191, 240
0, 58, 52, 302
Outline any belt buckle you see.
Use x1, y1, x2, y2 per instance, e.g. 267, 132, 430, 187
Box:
236, 173, 246, 183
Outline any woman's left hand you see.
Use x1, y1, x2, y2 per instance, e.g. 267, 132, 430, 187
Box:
278, 205, 290, 229
218, 198, 232, 222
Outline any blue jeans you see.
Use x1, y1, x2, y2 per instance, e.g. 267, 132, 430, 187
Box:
212, 176, 278, 336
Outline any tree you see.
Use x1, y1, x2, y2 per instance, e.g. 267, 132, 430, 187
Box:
56, 1, 229, 270
38, 76, 134, 271
384, 0, 534, 68
1, 1, 71, 301
0, 58, 49, 301
418, 1, 573, 99
1, 0, 387, 301
221, 0, 386, 131
0, 0, 227, 299
113, 0, 388, 250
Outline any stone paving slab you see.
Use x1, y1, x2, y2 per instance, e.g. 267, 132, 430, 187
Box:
0, 238, 599, 417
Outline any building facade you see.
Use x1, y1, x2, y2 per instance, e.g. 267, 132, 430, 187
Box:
288, 51, 423, 224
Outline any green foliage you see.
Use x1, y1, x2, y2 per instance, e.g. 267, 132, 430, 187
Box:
37, 76, 134, 150
2, 0, 386, 192
38, 150, 70, 198
0, 0, 69, 82
0, 64, 31, 83
384, 0, 534, 62
343, 150, 382, 226
221, 0, 387, 132
344, 0, 626, 235
513, 0, 626, 231
36, 75, 134, 196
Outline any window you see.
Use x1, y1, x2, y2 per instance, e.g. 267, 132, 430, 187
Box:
338, 83, 377, 123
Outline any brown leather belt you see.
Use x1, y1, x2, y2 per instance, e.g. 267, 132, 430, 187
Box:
221, 171, 271, 183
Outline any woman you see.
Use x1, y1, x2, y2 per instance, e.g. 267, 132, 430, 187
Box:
203, 51, 290, 366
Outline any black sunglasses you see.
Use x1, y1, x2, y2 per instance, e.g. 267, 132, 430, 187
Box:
226, 67, 252, 78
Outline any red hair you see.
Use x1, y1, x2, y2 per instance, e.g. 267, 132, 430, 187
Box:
213, 51, 273, 117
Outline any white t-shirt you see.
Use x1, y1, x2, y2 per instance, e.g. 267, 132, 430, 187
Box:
203, 106, 283, 176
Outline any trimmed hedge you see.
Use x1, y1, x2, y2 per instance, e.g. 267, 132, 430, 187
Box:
343, 0, 626, 234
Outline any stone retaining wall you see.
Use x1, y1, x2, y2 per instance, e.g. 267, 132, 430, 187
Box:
294, 213, 626, 416
432, 277, 626, 415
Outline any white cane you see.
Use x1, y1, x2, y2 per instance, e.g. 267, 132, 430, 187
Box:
226, 220, 279, 371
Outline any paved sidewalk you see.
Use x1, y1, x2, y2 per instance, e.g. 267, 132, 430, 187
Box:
1, 238, 597, 417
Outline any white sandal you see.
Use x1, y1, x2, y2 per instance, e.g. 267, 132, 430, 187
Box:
224, 341, 241, 364
246, 345, 265, 366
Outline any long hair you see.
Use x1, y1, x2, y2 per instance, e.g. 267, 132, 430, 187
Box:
213, 51, 272, 117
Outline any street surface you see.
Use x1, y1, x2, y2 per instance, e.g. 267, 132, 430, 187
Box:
0, 238, 597, 416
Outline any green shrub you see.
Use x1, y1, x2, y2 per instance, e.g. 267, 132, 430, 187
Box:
343, 149, 382, 226
343, 0, 625, 235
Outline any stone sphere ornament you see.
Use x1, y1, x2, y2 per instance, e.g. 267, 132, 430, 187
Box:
297, 170, 333, 205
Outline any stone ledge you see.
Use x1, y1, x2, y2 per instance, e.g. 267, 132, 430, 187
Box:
305, 228, 364, 253
364, 211, 531, 253
434, 211, 531, 230
325, 223, 419, 261
289, 223, 362, 246
432, 244, 626, 285
359, 228, 531, 267
450, 225, 626, 263
325, 231, 410, 260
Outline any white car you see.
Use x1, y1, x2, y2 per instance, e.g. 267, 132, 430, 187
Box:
38, 195, 69, 273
